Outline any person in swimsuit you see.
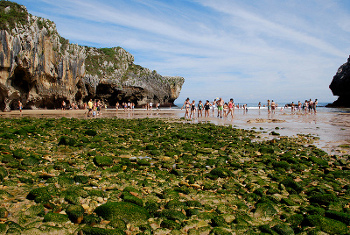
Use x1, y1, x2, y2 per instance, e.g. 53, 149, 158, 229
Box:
204, 100, 211, 117
181, 98, 191, 119
212, 99, 216, 116
197, 100, 204, 118
271, 100, 276, 114
217, 98, 224, 118
267, 100, 271, 113
227, 98, 234, 118
190, 100, 196, 119
18, 101, 22, 113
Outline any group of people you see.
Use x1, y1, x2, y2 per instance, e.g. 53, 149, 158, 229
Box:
181, 98, 242, 119
286, 99, 318, 113
87, 99, 102, 117
181, 98, 319, 119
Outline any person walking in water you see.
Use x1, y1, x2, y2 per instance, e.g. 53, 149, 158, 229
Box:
181, 98, 191, 119
197, 100, 204, 118
204, 100, 211, 117
217, 98, 224, 118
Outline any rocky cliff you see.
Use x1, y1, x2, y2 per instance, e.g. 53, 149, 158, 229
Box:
328, 56, 350, 107
0, 1, 184, 111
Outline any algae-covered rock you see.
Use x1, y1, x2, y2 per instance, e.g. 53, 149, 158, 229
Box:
254, 202, 277, 218
82, 214, 102, 226
0, 166, 8, 181
325, 210, 350, 225
94, 155, 113, 167
95, 202, 149, 224
43, 212, 69, 223
160, 219, 181, 230
26, 185, 57, 203
109, 219, 127, 230
272, 224, 294, 235
80, 226, 126, 235
0, 207, 9, 218
160, 209, 187, 222
304, 215, 348, 234
209, 167, 231, 178
66, 205, 84, 224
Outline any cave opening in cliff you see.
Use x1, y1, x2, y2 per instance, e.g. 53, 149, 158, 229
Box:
10, 67, 33, 94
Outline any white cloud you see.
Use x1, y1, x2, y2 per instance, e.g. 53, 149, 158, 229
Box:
16, 0, 350, 103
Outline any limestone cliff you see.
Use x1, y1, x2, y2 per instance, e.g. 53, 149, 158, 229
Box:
0, 1, 184, 110
328, 56, 350, 107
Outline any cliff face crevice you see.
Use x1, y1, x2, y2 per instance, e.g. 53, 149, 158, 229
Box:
329, 56, 350, 107
0, 1, 184, 110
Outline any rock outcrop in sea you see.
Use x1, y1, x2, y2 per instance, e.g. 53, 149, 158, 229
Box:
0, 1, 184, 111
328, 56, 350, 107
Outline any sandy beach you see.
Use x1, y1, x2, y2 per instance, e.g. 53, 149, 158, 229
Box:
1, 107, 349, 155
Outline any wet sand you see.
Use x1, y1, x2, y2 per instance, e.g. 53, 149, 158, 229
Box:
1, 107, 350, 155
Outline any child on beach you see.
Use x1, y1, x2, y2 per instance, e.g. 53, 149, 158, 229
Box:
217, 98, 224, 118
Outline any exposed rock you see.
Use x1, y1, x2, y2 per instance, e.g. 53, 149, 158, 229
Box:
0, 1, 184, 111
328, 56, 350, 107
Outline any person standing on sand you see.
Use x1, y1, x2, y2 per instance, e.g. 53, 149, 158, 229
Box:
190, 100, 196, 119
217, 98, 224, 118
18, 101, 22, 113
267, 100, 271, 113
258, 102, 261, 109
197, 100, 204, 118
308, 99, 314, 113
227, 98, 234, 118
212, 99, 216, 116
87, 99, 93, 117
181, 98, 191, 119
313, 99, 318, 113
204, 100, 211, 117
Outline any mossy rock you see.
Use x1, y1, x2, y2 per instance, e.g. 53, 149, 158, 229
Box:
160, 209, 187, 222
0, 166, 8, 181
145, 201, 159, 215
94, 155, 113, 167
58, 136, 77, 146
209, 167, 231, 178
43, 212, 69, 223
304, 215, 348, 234
165, 200, 186, 210
21, 156, 40, 166
160, 219, 181, 230
0, 207, 9, 218
309, 193, 338, 206
272, 224, 294, 235
95, 202, 150, 224
82, 214, 101, 226
211, 216, 228, 227
325, 210, 350, 225
210, 227, 232, 235
254, 202, 277, 218
109, 218, 127, 230
80, 226, 126, 235
27, 204, 45, 217
122, 194, 143, 207
0, 223, 7, 233
12, 149, 27, 159
26, 185, 57, 203
74, 175, 90, 184
66, 205, 84, 224
85, 129, 97, 136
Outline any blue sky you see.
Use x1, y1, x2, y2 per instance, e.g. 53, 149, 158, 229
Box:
14, 0, 350, 104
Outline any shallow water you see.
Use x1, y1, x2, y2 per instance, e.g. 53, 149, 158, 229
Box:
1, 107, 349, 155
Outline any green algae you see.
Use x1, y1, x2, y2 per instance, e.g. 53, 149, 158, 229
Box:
95, 202, 149, 224
0, 117, 348, 234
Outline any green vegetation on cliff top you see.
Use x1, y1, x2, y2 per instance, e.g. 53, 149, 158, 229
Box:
0, 0, 28, 31
0, 117, 349, 234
